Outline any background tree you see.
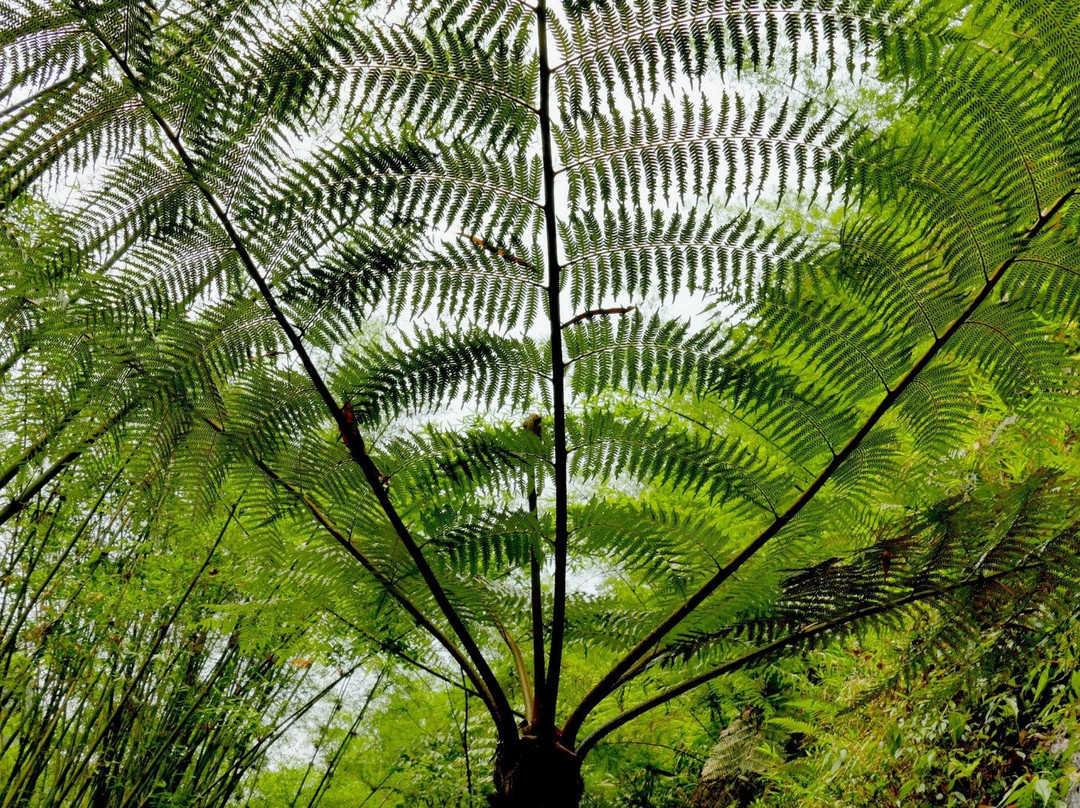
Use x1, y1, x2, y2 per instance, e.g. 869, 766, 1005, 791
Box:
2, 0, 1080, 804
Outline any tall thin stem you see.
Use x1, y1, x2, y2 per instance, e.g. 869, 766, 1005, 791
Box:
536, 0, 570, 732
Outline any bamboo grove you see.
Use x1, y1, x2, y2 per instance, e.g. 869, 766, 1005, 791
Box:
2, 0, 1080, 804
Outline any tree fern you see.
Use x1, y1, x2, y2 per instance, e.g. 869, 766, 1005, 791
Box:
3, 0, 1080, 804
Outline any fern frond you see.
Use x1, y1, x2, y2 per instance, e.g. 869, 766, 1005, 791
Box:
750, 291, 911, 400
332, 329, 547, 428
429, 508, 544, 577
661, 469, 1076, 664
570, 500, 719, 583
382, 423, 544, 503
558, 93, 853, 207
562, 209, 814, 308
552, 0, 934, 113
566, 311, 730, 398
568, 410, 792, 516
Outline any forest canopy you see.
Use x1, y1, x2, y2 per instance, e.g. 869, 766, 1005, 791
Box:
2, 0, 1080, 805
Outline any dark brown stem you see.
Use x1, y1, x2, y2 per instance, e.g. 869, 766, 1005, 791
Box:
536, 0, 570, 732
562, 306, 636, 329
562, 189, 1076, 747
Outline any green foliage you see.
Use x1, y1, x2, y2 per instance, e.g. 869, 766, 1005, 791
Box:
3, 0, 1080, 803
732, 615, 1080, 807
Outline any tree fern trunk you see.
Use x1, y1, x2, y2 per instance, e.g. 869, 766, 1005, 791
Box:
491, 738, 584, 808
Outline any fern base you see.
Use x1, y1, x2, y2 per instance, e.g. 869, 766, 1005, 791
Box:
490, 736, 584, 807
